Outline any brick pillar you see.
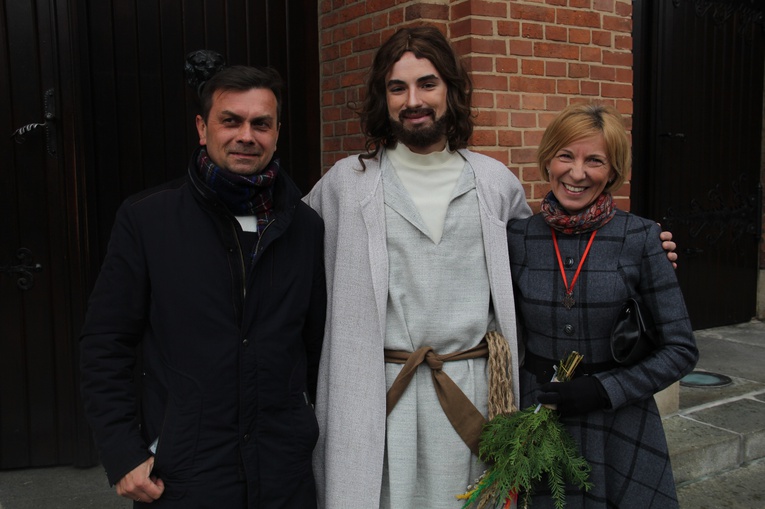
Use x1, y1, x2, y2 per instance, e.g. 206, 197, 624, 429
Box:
318, 0, 635, 211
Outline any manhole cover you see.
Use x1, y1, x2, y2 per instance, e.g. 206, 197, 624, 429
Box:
680, 371, 732, 388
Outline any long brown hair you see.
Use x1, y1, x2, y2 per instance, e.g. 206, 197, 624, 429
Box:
358, 25, 473, 165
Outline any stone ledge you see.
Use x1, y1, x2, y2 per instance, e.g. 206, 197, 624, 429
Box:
664, 415, 740, 484
683, 397, 765, 463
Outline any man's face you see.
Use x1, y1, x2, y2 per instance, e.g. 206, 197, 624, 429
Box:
385, 52, 448, 154
195, 88, 280, 175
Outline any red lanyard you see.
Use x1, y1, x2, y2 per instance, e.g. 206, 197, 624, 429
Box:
551, 227, 597, 309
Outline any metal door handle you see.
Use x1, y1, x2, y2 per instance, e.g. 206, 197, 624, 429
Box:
10, 89, 56, 156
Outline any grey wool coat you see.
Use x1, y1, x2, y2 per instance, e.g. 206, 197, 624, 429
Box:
507, 210, 698, 509
304, 149, 532, 509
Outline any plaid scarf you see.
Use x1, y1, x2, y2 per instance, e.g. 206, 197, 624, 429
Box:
541, 191, 615, 235
196, 148, 278, 237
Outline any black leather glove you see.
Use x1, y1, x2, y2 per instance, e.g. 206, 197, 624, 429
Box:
536, 376, 610, 417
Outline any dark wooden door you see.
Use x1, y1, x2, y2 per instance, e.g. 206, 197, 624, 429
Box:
633, 0, 764, 330
0, 0, 94, 468
1, 0, 319, 469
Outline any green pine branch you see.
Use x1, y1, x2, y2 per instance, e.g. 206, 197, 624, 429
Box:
459, 352, 592, 509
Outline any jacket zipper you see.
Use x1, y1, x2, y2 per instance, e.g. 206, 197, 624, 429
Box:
253, 219, 276, 260
230, 222, 247, 300
233, 218, 276, 300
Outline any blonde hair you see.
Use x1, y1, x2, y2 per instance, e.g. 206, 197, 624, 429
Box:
537, 103, 631, 193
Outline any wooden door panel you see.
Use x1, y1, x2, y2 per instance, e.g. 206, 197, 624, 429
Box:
1, 0, 75, 468
635, 0, 764, 329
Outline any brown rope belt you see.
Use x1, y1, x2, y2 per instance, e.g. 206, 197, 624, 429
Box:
384, 331, 515, 457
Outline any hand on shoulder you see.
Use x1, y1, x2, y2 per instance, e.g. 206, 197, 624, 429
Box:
658, 226, 678, 269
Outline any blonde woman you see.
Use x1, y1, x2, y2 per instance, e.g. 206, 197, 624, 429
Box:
507, 103, 697, 509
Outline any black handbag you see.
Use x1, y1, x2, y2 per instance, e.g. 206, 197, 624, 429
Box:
610, 298, 658, 365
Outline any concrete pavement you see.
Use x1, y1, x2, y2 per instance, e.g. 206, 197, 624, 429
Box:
671, 319, 765, 509
0, 464, 127, 509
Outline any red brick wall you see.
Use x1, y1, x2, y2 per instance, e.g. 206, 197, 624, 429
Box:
319, 0, 634, 211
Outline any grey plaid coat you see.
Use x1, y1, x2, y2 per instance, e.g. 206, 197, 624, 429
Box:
507, 210, 698, 509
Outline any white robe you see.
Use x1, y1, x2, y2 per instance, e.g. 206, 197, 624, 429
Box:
382, 154, 494, 508
304, 148, 532, 509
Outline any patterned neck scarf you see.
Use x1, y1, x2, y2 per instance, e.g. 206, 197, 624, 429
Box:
195, 147, 278, 236
541, 191, 615, 234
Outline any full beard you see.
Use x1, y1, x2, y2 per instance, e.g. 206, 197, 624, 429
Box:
389, 110, 448, 150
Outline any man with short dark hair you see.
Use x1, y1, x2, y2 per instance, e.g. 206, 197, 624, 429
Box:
80, 65, 326, 508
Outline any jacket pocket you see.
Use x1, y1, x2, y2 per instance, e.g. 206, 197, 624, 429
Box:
151, 366, 202, 499
289, 392, 320, 460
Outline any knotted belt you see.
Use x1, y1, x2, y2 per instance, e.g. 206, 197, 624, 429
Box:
384, 332, 515, 457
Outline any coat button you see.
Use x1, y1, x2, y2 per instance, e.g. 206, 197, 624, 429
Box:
242, 338, 249, 347
243, 434, 250, 442
564, 324, 575, 336
564, 257, 574, 268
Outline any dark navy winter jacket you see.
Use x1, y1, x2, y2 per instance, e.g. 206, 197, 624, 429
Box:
80, 152, 326, 508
